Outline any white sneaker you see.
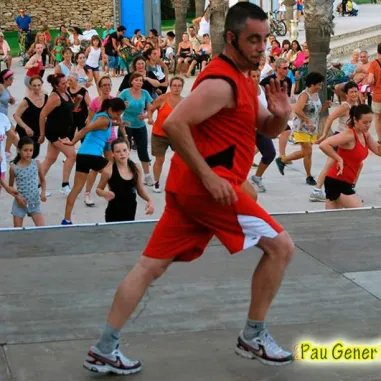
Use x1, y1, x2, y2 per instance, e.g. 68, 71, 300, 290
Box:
60, 185, 71, 196
250, 175, 266, 192
84, 192, 95, 207
235, 329, 293, 366
144, 174, 154, 186
152, 182, 162, 193
309, 188, 326, 202
83, 345, 142, 375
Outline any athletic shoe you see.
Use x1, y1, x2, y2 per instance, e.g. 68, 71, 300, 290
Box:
45, 191, 52, 197
61, 219, 72, 225
309, 188, 326, 202
306, 176, 317, 186
251, 175, 266, 192
153, 182, 162, 193
83, 345, 142, 375
60, 185, 71, 196
84, 193, 95, 207
235, 329, 293, 366
144, 175, 154, 186
275, 157, 285, 176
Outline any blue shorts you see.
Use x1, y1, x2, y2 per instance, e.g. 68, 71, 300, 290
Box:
297, 4, 303, 11
12, 199, 41, 218
85, 64, 100, 72
107, 55, 118, 69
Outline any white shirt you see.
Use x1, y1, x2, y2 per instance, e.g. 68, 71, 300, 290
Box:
82, 29, 98, 41
0, 113, 11, 173
198, 17, 210, 36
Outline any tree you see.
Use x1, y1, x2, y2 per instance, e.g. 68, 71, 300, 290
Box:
284, 0, 296, 32
304, 0, 334, 120
171, 0, 190, 45
209, 0, 229, 56
195, 0, 206, 17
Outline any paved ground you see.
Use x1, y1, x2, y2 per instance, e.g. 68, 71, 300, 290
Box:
1, 5, 381, 380
1, 209, 381, 380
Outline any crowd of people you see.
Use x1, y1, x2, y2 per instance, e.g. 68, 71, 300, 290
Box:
0, 6, 381, 228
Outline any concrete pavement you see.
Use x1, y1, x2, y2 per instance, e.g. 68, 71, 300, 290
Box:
1, 209, 381, 380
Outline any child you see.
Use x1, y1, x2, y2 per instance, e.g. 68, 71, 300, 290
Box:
8, 136, 46, 227
51, 38, 64, 66
96, 137, 154, 222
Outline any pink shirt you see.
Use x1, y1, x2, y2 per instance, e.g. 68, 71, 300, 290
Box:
89, 95, 116, 141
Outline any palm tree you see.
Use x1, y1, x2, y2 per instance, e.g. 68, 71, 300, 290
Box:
209, 0, 229, 56
304, 0, 334, 114
195, 0, 206, 17
284, 0, 296, 31
171, 0, 190, 45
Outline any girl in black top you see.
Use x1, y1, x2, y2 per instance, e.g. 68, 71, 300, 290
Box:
38, 73, 76, 194
96, 138, 154, 222
67, 72, 90, 140
14, 76, 48, 158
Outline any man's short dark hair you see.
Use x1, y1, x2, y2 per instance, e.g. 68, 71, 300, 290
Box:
117, 25, 126, 32
134, 29, 141, 35
378, 43, 381, 55
305, 72, 325, 87
223, 2, 268, 42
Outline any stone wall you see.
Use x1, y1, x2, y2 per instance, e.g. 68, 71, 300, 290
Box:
0, 0, 115, 31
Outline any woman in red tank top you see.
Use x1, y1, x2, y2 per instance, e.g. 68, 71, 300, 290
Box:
147, 76, 184, 192
319, 104, 380, 209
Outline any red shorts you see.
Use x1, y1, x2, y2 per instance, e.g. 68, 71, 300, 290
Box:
143, 188, 284, 262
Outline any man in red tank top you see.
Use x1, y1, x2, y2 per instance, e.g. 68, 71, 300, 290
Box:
84, 3, 294, 375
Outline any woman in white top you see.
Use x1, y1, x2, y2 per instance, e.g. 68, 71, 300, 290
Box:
193, 6, 210, 36
309, 81, 360, 201
85, 35, 105, 86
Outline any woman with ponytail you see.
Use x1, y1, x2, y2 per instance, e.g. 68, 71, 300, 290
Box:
39, 73, 75, 195
60, 98, 126, 224
319, 104, 381, 209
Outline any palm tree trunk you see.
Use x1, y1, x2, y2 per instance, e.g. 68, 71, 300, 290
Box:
195, 0, 206, 17
304, 0, 334, 126
209, 0, 228, 56
172, 0, 190, 46
304, 0, 334, 96
284, 0, 295, 32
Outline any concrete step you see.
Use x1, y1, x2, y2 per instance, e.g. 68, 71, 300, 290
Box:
330, 26, 381, 59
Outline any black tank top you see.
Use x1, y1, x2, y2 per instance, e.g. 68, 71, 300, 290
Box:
46, 90, 74, 138
17, 95, 48, 135
108, 162, 137, 201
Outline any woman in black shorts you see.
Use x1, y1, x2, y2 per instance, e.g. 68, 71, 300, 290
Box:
39, 73, 75, 195
60, 98, 126, 224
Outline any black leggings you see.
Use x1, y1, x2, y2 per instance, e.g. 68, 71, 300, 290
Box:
126, 127, 150, 162
256, 132, 276, 165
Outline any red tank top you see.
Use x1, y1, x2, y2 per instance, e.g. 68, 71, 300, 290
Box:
152, 102, 172, 137
165, 54, 258, 195
26, 59, 43, 77
327, 128, 368, 184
